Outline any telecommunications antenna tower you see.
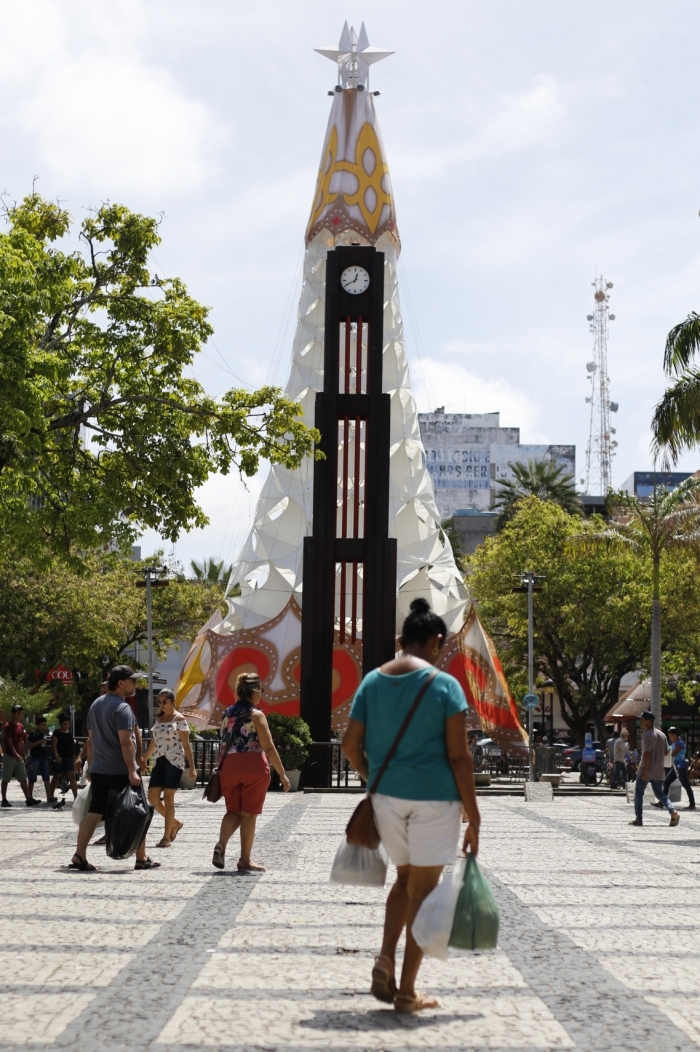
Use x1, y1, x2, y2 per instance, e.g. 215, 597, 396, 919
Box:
583, 276, 619, 494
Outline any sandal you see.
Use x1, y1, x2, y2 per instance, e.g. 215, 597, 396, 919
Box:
93, 834, 107, 846
68, 854, 98, 872
212, 843, 225, 870
134, 858, 161, 870
170, 820, 183, 842
394, 992, 440, 1013
156, 837, 171, 848
237, 858, 265, 872
371, 955, 397, 1003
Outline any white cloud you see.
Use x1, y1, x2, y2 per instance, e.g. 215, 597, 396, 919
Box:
0, 0, 222, 197
409, 355, 549, 443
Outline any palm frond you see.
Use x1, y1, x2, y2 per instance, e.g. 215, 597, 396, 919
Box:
492, 457, 582, 529
664, 312, 700, 374
651, 368, 700, 464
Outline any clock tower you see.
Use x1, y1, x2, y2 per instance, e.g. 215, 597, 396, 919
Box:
300, 244, 397, 747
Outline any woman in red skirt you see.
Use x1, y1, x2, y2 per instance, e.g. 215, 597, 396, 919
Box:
212, 673, 290, 871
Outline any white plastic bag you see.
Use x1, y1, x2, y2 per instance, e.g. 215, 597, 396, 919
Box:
72, 784, 92, 826
412, 859, 466, 960
330, 838, 389, 887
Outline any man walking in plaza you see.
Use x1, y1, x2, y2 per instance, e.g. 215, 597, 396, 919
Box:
2, 705, 39, 808
27, 715, 54, 804
630, 710, 679, 827
70, 665, 159, 872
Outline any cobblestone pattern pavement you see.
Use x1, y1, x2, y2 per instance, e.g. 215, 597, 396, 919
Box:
1, 780, 700, 1050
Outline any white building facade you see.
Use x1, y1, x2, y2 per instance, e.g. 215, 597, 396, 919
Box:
418, 410, 576, 518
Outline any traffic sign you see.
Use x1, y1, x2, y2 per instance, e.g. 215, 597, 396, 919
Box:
523, 693, 539, 709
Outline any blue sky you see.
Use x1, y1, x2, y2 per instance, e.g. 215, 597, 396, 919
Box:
3, 0, 700, 569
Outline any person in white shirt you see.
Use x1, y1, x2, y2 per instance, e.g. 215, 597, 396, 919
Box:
611, 730, 628, 788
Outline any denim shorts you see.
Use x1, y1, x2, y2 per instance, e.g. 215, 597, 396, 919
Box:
52, 758, 75, 776
149, 755, 184, 790
28, 759, 51, 783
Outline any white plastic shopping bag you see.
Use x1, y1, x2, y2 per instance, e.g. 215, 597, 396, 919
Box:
72, 784, 92, 826
330, 838, 389, 887
412, 858, 466, 960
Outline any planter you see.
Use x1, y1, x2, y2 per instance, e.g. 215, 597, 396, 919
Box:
285, 769, 301, 792
474, 772, 491, 787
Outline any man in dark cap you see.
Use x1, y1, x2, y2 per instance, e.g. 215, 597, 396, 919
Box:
69, 666, 159, 872
630, 710, 680, 828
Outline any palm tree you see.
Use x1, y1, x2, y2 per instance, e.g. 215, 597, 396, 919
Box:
492, 458, 582, 530
652, 312, 700, 462
585, 478, 700, 721
190, 558, 233, 587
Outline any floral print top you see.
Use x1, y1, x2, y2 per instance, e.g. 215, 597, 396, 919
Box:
222, 701, 263, 753
151, 717, 189, 769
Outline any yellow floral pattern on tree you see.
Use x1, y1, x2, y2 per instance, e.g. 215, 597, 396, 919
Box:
340, 123, 391, 234
306, 122, 392, 238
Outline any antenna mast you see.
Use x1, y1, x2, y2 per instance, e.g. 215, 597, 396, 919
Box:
583, 276, 618, 494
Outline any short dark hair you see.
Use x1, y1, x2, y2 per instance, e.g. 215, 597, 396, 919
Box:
613, 730, 620, 738
36, 715, 47, 724
400, 598, 447, 648
58, 712, 70, 724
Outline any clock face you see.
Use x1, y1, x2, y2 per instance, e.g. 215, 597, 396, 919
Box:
340, 266, 370, 295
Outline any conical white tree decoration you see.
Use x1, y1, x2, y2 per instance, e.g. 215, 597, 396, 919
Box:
176, 27, 468, 730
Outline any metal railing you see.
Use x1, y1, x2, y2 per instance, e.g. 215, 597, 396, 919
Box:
301, 742, 361, 789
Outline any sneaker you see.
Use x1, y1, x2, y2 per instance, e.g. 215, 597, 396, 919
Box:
670, 812, 680, 827
25, 798, 39, 807
651, 801, 663, 808
0, 800, 10, 808
629, 819, 643, 826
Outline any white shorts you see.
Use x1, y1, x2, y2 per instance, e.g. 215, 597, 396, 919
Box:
372, 794, 462, 867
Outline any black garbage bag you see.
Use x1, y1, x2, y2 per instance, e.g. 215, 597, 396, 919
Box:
104, 781, 154, 859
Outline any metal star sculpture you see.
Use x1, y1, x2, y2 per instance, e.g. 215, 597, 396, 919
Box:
315, 21, 393, 88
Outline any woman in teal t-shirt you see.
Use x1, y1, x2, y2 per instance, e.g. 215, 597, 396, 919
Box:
342, 598, 481, 1015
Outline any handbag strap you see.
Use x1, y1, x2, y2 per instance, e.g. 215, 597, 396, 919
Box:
368, 670, 438, 796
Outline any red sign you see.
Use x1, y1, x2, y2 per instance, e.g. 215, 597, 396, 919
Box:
46, 665, 74, 684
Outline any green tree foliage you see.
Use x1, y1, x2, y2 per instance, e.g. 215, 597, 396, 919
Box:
469, 498, 653, 744
652, 312, 700, 462
0, 675, 53, 719
492, 458, 582, 530
586, 480, 700, 721
441, 518, 466, 572
0, 193, 319, 555
470, 497, 700, 743
0, 547, 222, 705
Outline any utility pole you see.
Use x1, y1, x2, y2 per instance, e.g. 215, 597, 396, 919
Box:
513, 571, 545, 782
136, 566, 169, 728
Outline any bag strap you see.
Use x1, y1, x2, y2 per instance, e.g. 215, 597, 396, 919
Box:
368, 670, 438, 796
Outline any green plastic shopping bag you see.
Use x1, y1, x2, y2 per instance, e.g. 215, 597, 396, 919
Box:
448, 854, 500, 951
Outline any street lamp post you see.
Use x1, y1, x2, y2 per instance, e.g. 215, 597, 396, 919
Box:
136, 566, 169, 727
513, 571, 545, 782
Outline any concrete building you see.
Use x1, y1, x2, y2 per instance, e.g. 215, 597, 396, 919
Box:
622, 471, 692, 498
418, 409, 576, 518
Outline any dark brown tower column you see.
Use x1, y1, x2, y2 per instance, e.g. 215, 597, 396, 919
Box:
301, 246, 397, 759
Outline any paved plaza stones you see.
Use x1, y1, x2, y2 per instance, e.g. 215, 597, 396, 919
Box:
1, 783, 700, 1050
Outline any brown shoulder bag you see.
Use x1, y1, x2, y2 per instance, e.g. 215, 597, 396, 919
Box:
345, 670, 437, 850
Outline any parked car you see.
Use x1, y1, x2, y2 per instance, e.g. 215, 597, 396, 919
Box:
562, 743, 605, 771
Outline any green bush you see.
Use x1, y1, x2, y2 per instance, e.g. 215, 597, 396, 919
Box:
266, 713, 312, 770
